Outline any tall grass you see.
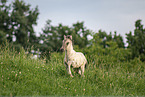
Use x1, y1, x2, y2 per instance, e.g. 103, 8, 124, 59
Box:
0, 45, 145, 96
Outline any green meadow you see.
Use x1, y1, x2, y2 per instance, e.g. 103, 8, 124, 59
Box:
0, 45, 145, 96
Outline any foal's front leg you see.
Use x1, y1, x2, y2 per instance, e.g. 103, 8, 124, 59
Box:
67, 61, 73, 77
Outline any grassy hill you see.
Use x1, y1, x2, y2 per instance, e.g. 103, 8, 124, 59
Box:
0, 45, 145, 96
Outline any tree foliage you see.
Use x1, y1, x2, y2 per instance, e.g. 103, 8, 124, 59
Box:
126, 20, 145, 61
0, 0, 12, 42
0, 0, 39, 50
93, 30, 125, 49
11, 0, 39, 48
84, 31, 130, 63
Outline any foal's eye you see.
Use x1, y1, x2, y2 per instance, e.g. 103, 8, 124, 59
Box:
66, 42, 69, 45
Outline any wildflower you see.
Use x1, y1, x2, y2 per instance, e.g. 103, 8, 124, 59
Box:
19, 72, 21, 74
110, 83, 112, 87
15, 74, 17, 77
83, 88, 85, 91
2, 75, 3, 78
12, 71, 15, 73
1, 62, 3, 64
8, 77, 9, 79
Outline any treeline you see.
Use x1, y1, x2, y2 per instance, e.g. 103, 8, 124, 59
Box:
0, 0, 145, 61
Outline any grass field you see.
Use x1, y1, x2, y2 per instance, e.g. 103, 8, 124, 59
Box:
0, 45, 145, 96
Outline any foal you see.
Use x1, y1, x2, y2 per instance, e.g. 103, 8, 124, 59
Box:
60, 35, 87, 77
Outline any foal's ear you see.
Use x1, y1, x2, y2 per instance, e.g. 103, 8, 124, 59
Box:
70, 35, 72, 40
64, 35, 66, 39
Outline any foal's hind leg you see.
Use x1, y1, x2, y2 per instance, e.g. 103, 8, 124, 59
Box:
81, 64, 85, 77
78, 69, 81, 75
74, 68, 81, 75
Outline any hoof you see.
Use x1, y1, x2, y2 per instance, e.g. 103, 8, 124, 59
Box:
81, 75, 85, 77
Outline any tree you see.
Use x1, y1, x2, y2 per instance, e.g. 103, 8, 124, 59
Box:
94, 30, 124, 48
126, 20, 145, 61
0, 0, 12, 42
72, 21, 90, 48
0, 0, 39, 50
11, 0, 39, 49
84, 30, 130, 63
113, 32, 125, 48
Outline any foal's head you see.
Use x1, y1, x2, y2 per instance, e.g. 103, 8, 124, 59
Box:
60, 35, 72, 51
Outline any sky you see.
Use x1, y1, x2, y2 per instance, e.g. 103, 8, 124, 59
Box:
9, 0, 145, 43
